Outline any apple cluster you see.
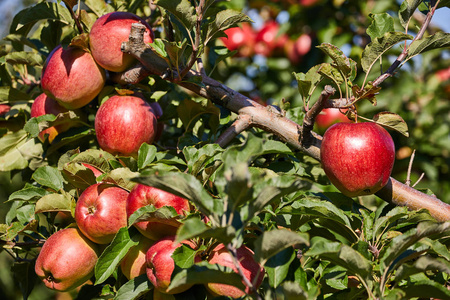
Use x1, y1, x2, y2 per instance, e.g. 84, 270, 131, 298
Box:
220, 20, 312, 64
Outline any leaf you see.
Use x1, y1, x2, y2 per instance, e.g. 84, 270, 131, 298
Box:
373, 112, 409, 137
205, 9, 252, 44
367, 13, 395, 39
62, 162, 99, 189
253, 229, 309, 265
399, 0, 423, 29
102, 168, 139, 192
0, 130, 42, 172
8, 186, 50, 202
113, 274, 153, 300
395, 256, 450, 283
71, 149, 115, 173
175, 217, 209, 243
5, 51, 44, 66
95, 227, 141, 284
11, 261, 36, 300
393, 280, 450, 299
172, 244, 198, 269
137, 143, 157, 170
361, 32, 413, 74
265, 247, 296, 288
183, 143, 223, 176
0, 87, 33, 102
316, 43, 357, 80
127, 204, 180, 228
317, 63, 345, 86
154, 0, 197, 30
406, 32, 450, 60
294, 65, 324, 102
35, 193, 74, 213
32, 166, 64, 191
133, 172, 223, 218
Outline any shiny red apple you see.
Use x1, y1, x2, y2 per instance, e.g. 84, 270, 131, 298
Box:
35, 228, 99, 291
206, 244, 265, 298
41, 45, 106, 109
320, 122, 395, 197
75, 183, 129, 244
126, 184, 190, 240
145, 236, 197, 294
89, 11, 154, 72
95, 95, 157, 157
120, 237, 154, 280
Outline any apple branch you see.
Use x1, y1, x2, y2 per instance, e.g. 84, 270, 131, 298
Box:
122, 23, 450, 222
216, 114, 252, 148
372, 0, 440, 87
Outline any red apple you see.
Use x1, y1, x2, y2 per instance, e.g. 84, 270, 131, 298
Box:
126, 184, 190, 240
150, 102, 164, 141
89, 12, 155, 72
35, 228, 99, 291
75, 183, 129, 244
81, 163, 103, 177
220, 23, 256, 57
320, 122, 395, 197
120, 237, 154, 280
254, 21, 287, 57
436, 66, 450, 82
145, 236, 197, 294
206, 244, 265, 298
299, 0, 320, 6
315, 108, 350, 133
30, 93, 78, 143
0, 104, 10, 116
95, 95, 157, 157
41, 45, 106, 109
285, 34, 312, 64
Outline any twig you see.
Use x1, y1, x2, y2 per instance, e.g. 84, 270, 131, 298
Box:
216, 115, 252, 148
405, 149, 416, 186
372, 0, 440, 87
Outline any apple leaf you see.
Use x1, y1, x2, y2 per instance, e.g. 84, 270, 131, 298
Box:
172, 244, 198, 269
253, 229, 309, 266
62, 162, 99, 189
390, 280, 450, 299
0, 86, 33, 102
5, 51, 44, 67
406, 32, 450, 61
317, 43, 357, 81
113, 274, 153, 300
265, 247, 296, 288
5, 219, 38, 242
317, 63, 345, 86
398, 0, 422, 29
373, 112, 409, 137
154, 0, 197, 31
204, 9, 253, 45
11, 260, 36, 300
294, 65, 324, 103
83, 0, 114, 18
367, 13, 395, 40
276, 281, 309, 300
101, 168, 139, 192
137, 143, 157, 170
395, 256, 450, 284
183, 143, 223, 176
35, 193, 74, 213
127, 204, 180, 228
0, 130, 43, 171
175, 217, 209, 243
32, 166, 64, 192
94, 227, 141, 285
71, 149, 115, 173
168, 261, 245, 293
8, 186, 51, 203
361, 32, 412, 74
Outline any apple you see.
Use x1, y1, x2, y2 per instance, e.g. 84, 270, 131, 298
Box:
126, 184, 190, 240
75, 183, 129, 244
81, 163, 103, 177
320, 122, 395, 197
145, 236, 197, 294
220, 23, 256, 57
53, 211, 74, 227
0, 104, 10, 116
150, 102, 164, 142
89, 11, 155, 72
315, 108, 350, 133
95, 95, 157, 157
206, 244, 265, 298
41, 45, 106, 110
285, 33, 312, 64
35, 228, 99, 291
30, 93, 80, 143
120, 237, 154, 280
436, 66, 450, 82
254, 21, 288, 57
299, 0, 320, 6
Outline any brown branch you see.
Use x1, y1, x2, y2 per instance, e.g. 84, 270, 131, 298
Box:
122, 23, 450, 222
216, 114, 252, 148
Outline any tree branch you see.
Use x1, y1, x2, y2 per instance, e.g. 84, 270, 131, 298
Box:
122, 23, 450, 222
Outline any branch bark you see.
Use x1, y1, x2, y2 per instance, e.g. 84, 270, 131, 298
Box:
121, 23, 450, 222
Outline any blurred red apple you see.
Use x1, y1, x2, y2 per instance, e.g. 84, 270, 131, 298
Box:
95, 95, 157, 157
35, 228, 99, 291
89, 12, 154, 72
315, 108, 350, 133
221, 23, 256, 57
120, 237, 154, 280
0, 104, 10, 116
75, 183, 129, 244
320, 122, 395, 197
145, 236, 197, 294
126, 184, 190, 240
285, 34, 312, 64
41, 45, 106, 109
299, 0, 320, 6
254, 21, 287, 57
206, 244, 265, 298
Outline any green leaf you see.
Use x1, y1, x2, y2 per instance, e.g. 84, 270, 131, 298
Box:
0, 130, 43, 172
5, 51, 44, 67
373, 112, 409, 137
265, 247, 296, 288
83, 0, 114, 17
316, 43, 357, 80
127, 204, 180, 228
11, 261, 36, 300
114, 274, 152, 300
392, 280, 450, 299
172, 244, 198, 269
62, 162, 99, 189
137, 143, 157, 170
205, 9, 252, 44
35, 193, 74, 213
175, 217, 209, 243
361, 32, 413, 74
32, 166, 64, 191
294, 65, 323, 102
71, 149, 115, 173
0, 87, 33, 102
253, 229, 309, 265
395, 256, 450, 283
133, 172, 223, 219
95, 227, 141, 285
102, 168, 139, 192
275, 281, 308, 300
317, 63, 345, 86
367, 13, 395, 40
8, 186, 51, 202
154, 0, 197, 30
406, 32, 450, 60
399, 0, 423, 29
183, 143, 223, 175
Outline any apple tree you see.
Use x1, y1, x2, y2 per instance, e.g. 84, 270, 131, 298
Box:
1, 0, 450, 299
